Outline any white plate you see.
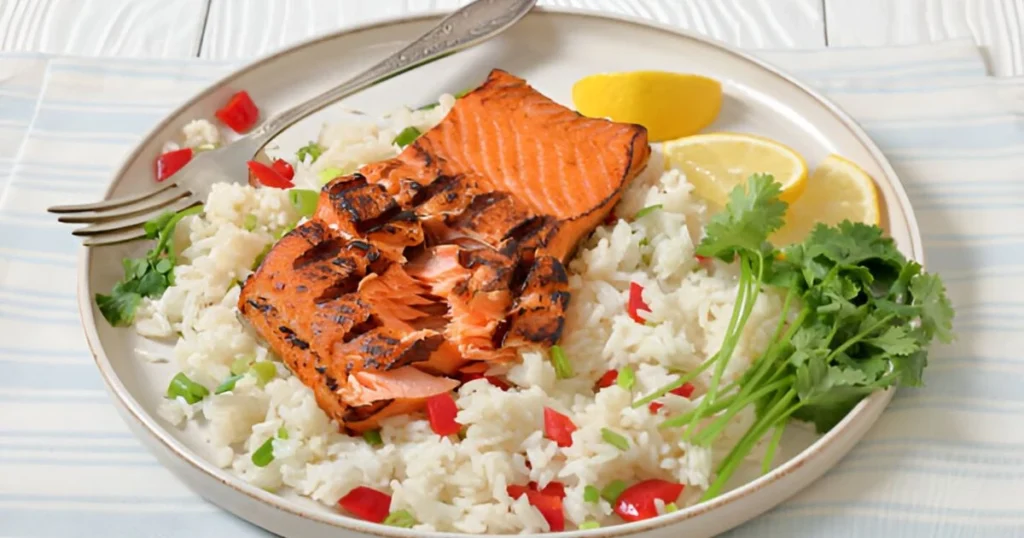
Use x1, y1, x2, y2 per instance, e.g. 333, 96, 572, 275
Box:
79, 7, 923, 538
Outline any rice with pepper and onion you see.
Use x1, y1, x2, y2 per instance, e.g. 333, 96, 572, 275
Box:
133, 94, 788, 533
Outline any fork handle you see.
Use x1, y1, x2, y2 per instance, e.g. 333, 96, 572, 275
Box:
252, 0, 536, 142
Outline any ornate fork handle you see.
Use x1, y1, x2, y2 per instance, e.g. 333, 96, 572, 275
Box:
256, 0, 536, 142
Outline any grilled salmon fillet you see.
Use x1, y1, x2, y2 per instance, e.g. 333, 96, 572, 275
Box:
239, 69, 650, 431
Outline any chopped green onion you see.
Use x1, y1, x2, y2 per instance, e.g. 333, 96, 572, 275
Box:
664, 502, 678, 513
638, 237, 650, 248
274, 224, 294, 240
454, 87, 473, 98
317, 167, 344, 186
601, 428, 629, 451
277, 427, 289, 440
363, 429, 383, 446
252, 244, 272, 269
634, 204, 663, 219
166, 372, 209, 404
600, 480, 628, 503
231, 356, 254, 376
579, 521, 601, 530
288, 189, 319, 218
250, 361, 277, 386
243, 214, 258, 231
214, 373, 245, 394
383, 509, 417, 528
296, 141, 324, 164
251, 438, 275, 467
550, 345, 574, 379
616, 366, 635, 391
392, 126, 421, 148
583, 485, 600, 503
644, 320, 659, 328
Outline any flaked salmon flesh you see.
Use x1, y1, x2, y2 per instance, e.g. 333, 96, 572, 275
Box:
239, 69, 650, 431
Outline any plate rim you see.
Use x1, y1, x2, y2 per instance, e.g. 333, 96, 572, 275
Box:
76, 5, 923, 537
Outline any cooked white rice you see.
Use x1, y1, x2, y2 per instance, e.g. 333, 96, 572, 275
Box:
135, 97, 786, 533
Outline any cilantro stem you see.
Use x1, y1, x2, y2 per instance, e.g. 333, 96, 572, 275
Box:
152, 205, 202, 261
685, 375, 794, 444
761, 421, 787, 474
632, 355, 717, 409
825, 313, 896, 362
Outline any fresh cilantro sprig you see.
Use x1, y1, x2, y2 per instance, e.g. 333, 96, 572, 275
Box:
645, 174, 954, 501
95, 205, 203, 326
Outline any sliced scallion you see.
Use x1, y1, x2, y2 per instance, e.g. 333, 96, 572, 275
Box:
296, 141, 324, 164
230, 356, 254, 376
550, 345, 574, 379
583, 485, 600, 504
363, 429, 383, 446
317, 167, 344, 186
579, 521, 601, 530
664, 502, 679, 513
166, 372, 208, 404
277, 427, 289, 440
601, 428, 629, 451
600, 480, 628, 503
616, 366, 635, 391
288, 189, 319, 218
243, 214, 258, 231
634, 204, 663, 219
392, 126, 421, 148
214, 373, 245, 394
383, 509, 417, 528
252, 244, 272, 270
250, 361, 277, 386
251, 438, 275, 467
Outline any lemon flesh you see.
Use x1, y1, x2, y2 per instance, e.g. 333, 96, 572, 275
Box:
770, 154, 881, 246
662, 132, 808, 207
572, 71, 722, 142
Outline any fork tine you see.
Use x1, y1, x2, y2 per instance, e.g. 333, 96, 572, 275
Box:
72, 197, 199, 236
82, 226, 149, 247
57, 187, 188, 224
48, 182, 179, 214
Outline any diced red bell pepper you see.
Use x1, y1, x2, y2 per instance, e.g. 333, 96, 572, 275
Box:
338, 486, 391, 523
627, 282, 651, 324
613, 479, 685, 522
670, 382, 695, 399
648, 402, 665, 413
426, 393, 461, 436
215, 90, 260, 133
247, 160, 294, 189
543, 407, 577, 448
695, 254, 710, 263
271, 158, 295, 180
507, 486, 565, 532
536, 481, 566, 499
595, 369, 618, 390
155, 148, 193, 182
603, 211, 617, 226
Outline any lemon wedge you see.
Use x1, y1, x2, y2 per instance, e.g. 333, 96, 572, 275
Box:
662, 132, 808, 207
572, 71, 722, 142
770, 154, 881, 246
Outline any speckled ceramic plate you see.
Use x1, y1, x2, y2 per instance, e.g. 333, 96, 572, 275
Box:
78, 6, 922, 538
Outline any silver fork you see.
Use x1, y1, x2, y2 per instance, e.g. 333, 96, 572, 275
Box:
48, 0, 537, 247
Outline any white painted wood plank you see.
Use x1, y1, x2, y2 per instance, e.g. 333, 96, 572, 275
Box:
825, 0, 1024, 76
200, 0, 825, 60
0, 0, 209, 57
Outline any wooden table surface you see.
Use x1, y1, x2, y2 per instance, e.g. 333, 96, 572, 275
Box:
0, 0, 1020, 75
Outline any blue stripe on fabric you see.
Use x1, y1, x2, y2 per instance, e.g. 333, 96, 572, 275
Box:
925, 242, 1024, 272
0, 457, 160, 467
827, 462, 1024, 480
729, 512, 1024, 538
4, 361, 106, 391
0, 252, 75, 268
0, 95, 38, 122
0, 222, 84, 254
864, 122, 1024, 151
32, 108, 162, 135
49, 63, 225, 82
0, 430, 133, 439
0, 509, 273, 538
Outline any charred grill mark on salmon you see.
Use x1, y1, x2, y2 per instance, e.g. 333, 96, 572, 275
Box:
239, 68, 651, 430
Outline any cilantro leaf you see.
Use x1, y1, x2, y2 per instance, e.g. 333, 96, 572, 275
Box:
910, 273, 955, 343
95, 206, 202, 327
695, 174, 787, 262
296, 141, 324, 164
864, 326, 919, 356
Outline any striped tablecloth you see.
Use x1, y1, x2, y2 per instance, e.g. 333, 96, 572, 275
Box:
2, 36, 1022, 538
